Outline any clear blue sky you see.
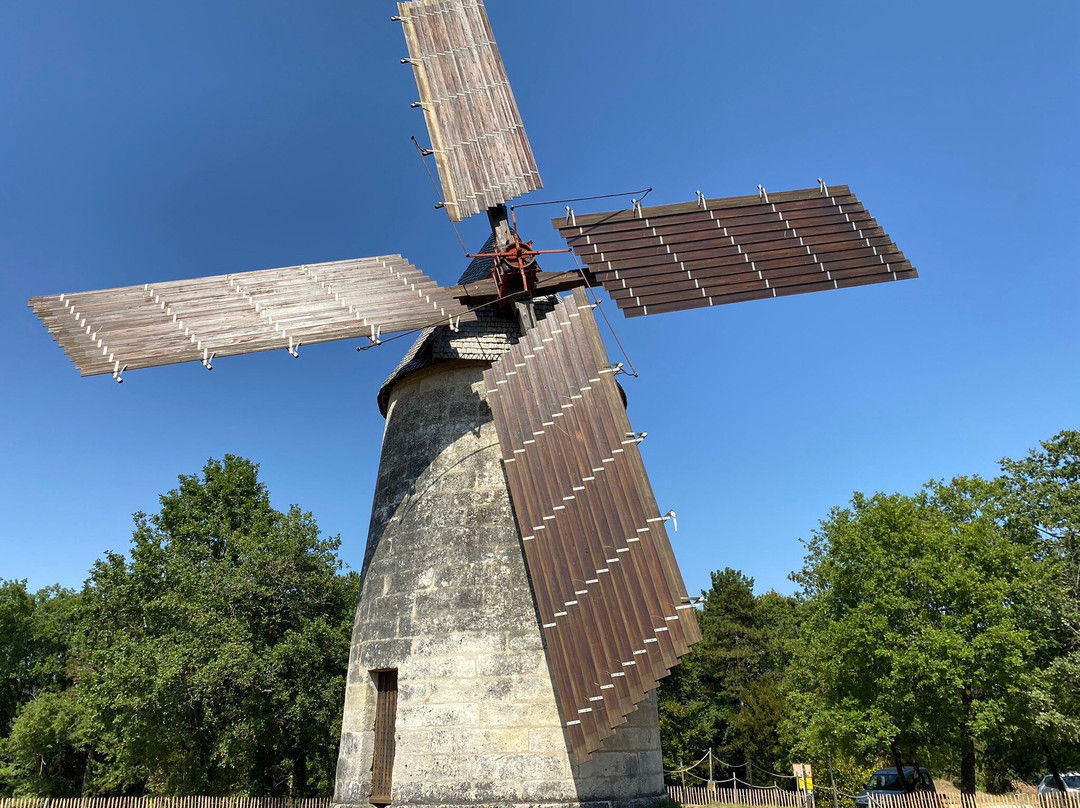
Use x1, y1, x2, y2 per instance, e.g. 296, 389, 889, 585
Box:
2, 1, 1077, 599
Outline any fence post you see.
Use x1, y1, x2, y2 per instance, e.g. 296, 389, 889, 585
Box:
828, 755, 840, 808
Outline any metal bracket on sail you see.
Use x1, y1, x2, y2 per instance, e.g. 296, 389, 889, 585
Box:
356, 325, 384, 352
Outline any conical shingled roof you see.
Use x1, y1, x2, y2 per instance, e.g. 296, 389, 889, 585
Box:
377, 238, 555, 415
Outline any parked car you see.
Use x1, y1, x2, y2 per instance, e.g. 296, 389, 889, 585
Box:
855, 767, 937, 808
1038, 773, 1080, 795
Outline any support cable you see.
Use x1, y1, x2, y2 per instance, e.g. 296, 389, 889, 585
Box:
511, 186, 653, 212
554, 187, 656, 242
569, 250, 640, 378
411, 136, 469, 256
530, 187, 660, 379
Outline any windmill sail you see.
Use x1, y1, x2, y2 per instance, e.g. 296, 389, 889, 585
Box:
30, 256, 472, 377
483, 288, 701, 763
553, 185, 917, 317
398, 0, 542, 221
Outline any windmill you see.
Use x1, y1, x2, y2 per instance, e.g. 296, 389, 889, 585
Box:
28, 1, 918, 806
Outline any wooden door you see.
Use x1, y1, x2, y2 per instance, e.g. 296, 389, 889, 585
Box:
370, 669, 398, 805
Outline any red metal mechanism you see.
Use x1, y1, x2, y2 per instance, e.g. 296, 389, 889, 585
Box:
470, 207, 570, 310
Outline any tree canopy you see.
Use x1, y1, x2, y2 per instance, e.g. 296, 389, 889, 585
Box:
0, 456, 359, 797
3, 432, 1077, 797
783, 431, 1080, 792
658, 430, 1079, 793
658, 568, 799, 784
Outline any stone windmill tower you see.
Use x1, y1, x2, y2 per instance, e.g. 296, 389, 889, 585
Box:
28, 1, 918, 807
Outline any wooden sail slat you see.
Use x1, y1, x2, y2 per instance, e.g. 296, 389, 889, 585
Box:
566, 211, 878, 259
398, 0, 542, 221
595, 236, 899, 291
553, 185, 917, 319
482, 291, 699, 762
30, 256, 473, 377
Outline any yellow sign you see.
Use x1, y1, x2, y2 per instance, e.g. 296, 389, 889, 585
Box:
792, 763, 814, 792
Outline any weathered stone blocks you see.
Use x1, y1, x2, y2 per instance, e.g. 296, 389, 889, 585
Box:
333, 362, 665, 808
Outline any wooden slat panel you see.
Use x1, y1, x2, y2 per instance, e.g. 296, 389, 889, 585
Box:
29, 256, 474, 378
552, 185, 917, 318
483, 290, 699, 763
398, 0, 542, 221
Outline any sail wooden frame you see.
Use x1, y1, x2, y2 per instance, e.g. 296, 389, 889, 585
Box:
398, 0, 542, 221
483, 289, 701, 762
30, 256, 472, 377
553, 185, 917, 318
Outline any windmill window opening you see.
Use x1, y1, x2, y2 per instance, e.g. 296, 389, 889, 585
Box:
370, 669, 398, 806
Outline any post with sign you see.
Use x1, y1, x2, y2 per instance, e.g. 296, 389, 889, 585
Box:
793, 763, 815, 807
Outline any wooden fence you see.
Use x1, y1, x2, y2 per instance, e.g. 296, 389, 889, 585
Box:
667, 785, 808, 807
666, 787, 1080, 808
0, 800, 332, 808
1, 792, 1075, 808
872, 795, 1080, 808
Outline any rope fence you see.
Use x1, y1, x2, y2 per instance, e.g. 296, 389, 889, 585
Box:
665, 749, 803, 791
667, 785, 807, 807
665, 787, 1080, 808
0, 790, 1075, 808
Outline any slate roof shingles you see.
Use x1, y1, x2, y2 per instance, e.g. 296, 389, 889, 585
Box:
376, 237, 556, 414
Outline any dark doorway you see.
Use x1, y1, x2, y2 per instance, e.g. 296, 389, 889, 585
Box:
370, 669, 398, 806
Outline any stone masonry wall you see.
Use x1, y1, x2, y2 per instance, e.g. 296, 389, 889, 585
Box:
333, 361, 664, 808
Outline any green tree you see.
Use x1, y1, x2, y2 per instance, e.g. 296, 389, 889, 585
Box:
66, 455, 358, 796
997, 430, 1080, 783
0, 690, 90, 796
0, 583, 83, 796
999, 430, 1080, 599
0, 581, 34, 738
658, 569, 800, 784
731, 590, 800, 780
786, 476, 1063, 795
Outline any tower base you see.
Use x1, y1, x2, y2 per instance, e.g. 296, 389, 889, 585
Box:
333, 362, 665, 808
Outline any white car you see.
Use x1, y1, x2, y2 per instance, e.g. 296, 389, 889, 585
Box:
1038, 773, 1080, 795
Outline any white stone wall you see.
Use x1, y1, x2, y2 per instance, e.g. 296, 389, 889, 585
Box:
334, 362, 664, 808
